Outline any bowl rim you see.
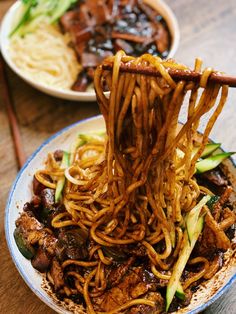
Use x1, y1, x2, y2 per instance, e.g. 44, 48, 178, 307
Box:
0, 0, 180, 102
4, 115, 236, 314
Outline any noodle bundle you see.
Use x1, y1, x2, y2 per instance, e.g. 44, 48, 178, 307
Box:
10, 24, 81, 90
15, 52, 235, 314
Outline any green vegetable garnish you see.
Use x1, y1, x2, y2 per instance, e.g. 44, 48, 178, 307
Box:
10, 0, 77, 37
166, 213, 205, 311
195, 152, 235, 173
55, 151, 70, 203
177, 143, 235, 174
14, 228, 35, 259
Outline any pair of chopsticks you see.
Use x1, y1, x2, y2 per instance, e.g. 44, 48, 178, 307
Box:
0, 53, 26, 169
102, 63, 236, 87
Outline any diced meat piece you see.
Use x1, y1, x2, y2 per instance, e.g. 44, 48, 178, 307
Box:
25, 228, 57, 255
23, 202, 36, 217
16, 212, 42, 235
94, 265, 163, 312
31, 247, 51, 272
41, 188, 55, 210
60, 11, 80, 32
54, 150, 63, 162
206, 212, 231, 250
81, 52, 101, 68
58, 229, 88, 260
79, 1, 112, 26
212, 186, 233, 221
74, 27, 93, 44
112, 31, 149, 43
196, 210, 231, 256
155, 23, 169, 53
72, 72, 89, 92
81, 51, 113, 69
94, 267, 140, 312
33, 175, 46, 195
137, 0, 158, 23
220, 207, 236, 230
86, 67, 95, 80
194, 225, 218, 258
39, 232, 58, 255
202, 169, 228, 186
31, 195, 41, 207
130, 282, 150, 298
114, 39, 134, 54
50, 259, 65, 290
107, 257, 135, 288
15, 211, 57, 258
124, 243, 147, 257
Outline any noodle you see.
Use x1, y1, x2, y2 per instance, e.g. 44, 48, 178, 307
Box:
15, 52, 236, 314
9, 24, 81, 90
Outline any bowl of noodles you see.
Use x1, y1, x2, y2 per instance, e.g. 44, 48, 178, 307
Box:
0, 0, 180, 101
5, 53, 236, 314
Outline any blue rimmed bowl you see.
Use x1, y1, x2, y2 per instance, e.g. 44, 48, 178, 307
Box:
5, 115, 236, 313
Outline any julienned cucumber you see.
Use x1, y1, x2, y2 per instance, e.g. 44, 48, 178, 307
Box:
55, 151, 70, 203
192, 143, 221, 158
166, 214, 205, 311
177, 143, 221, 160
200, 143, 221, 158
10, 0, 77, 37
78, 132, 105, 143
186, 195, 210, 243
195, 152, 235, 173
10, 0, 34, 36
50, 0, 77, 23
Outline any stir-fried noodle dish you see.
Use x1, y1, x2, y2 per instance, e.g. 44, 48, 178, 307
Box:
14, 52, 236, 313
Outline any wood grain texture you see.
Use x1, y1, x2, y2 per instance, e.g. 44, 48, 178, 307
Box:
0, 0, 236, 313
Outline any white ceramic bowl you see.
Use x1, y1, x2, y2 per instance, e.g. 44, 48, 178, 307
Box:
0, 0, 180, 102
5, 115, 236, 314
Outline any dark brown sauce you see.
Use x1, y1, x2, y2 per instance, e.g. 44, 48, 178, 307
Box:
60, 0, 171, 91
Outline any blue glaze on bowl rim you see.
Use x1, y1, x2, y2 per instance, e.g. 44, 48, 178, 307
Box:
5, 115, 236, 314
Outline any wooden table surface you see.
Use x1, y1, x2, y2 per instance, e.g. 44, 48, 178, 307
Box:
0, 0, 236, 313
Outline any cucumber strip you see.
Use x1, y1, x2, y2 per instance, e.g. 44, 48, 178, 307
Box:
186, 195, 210, 243
166, 215, 204, 311
192, 143, 221, 158
200, 143, 221, 158
196, 152, 235, 173
175, 282, 185, 300
10, 0, 76, 37
78, 132, 105, 143
55, 151, 70, 202
9, 0, 36, 37
50, 0, 77, 23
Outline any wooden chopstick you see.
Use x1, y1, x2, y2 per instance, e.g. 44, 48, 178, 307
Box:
102, 63, 236, 87
0, 53, 26, 169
